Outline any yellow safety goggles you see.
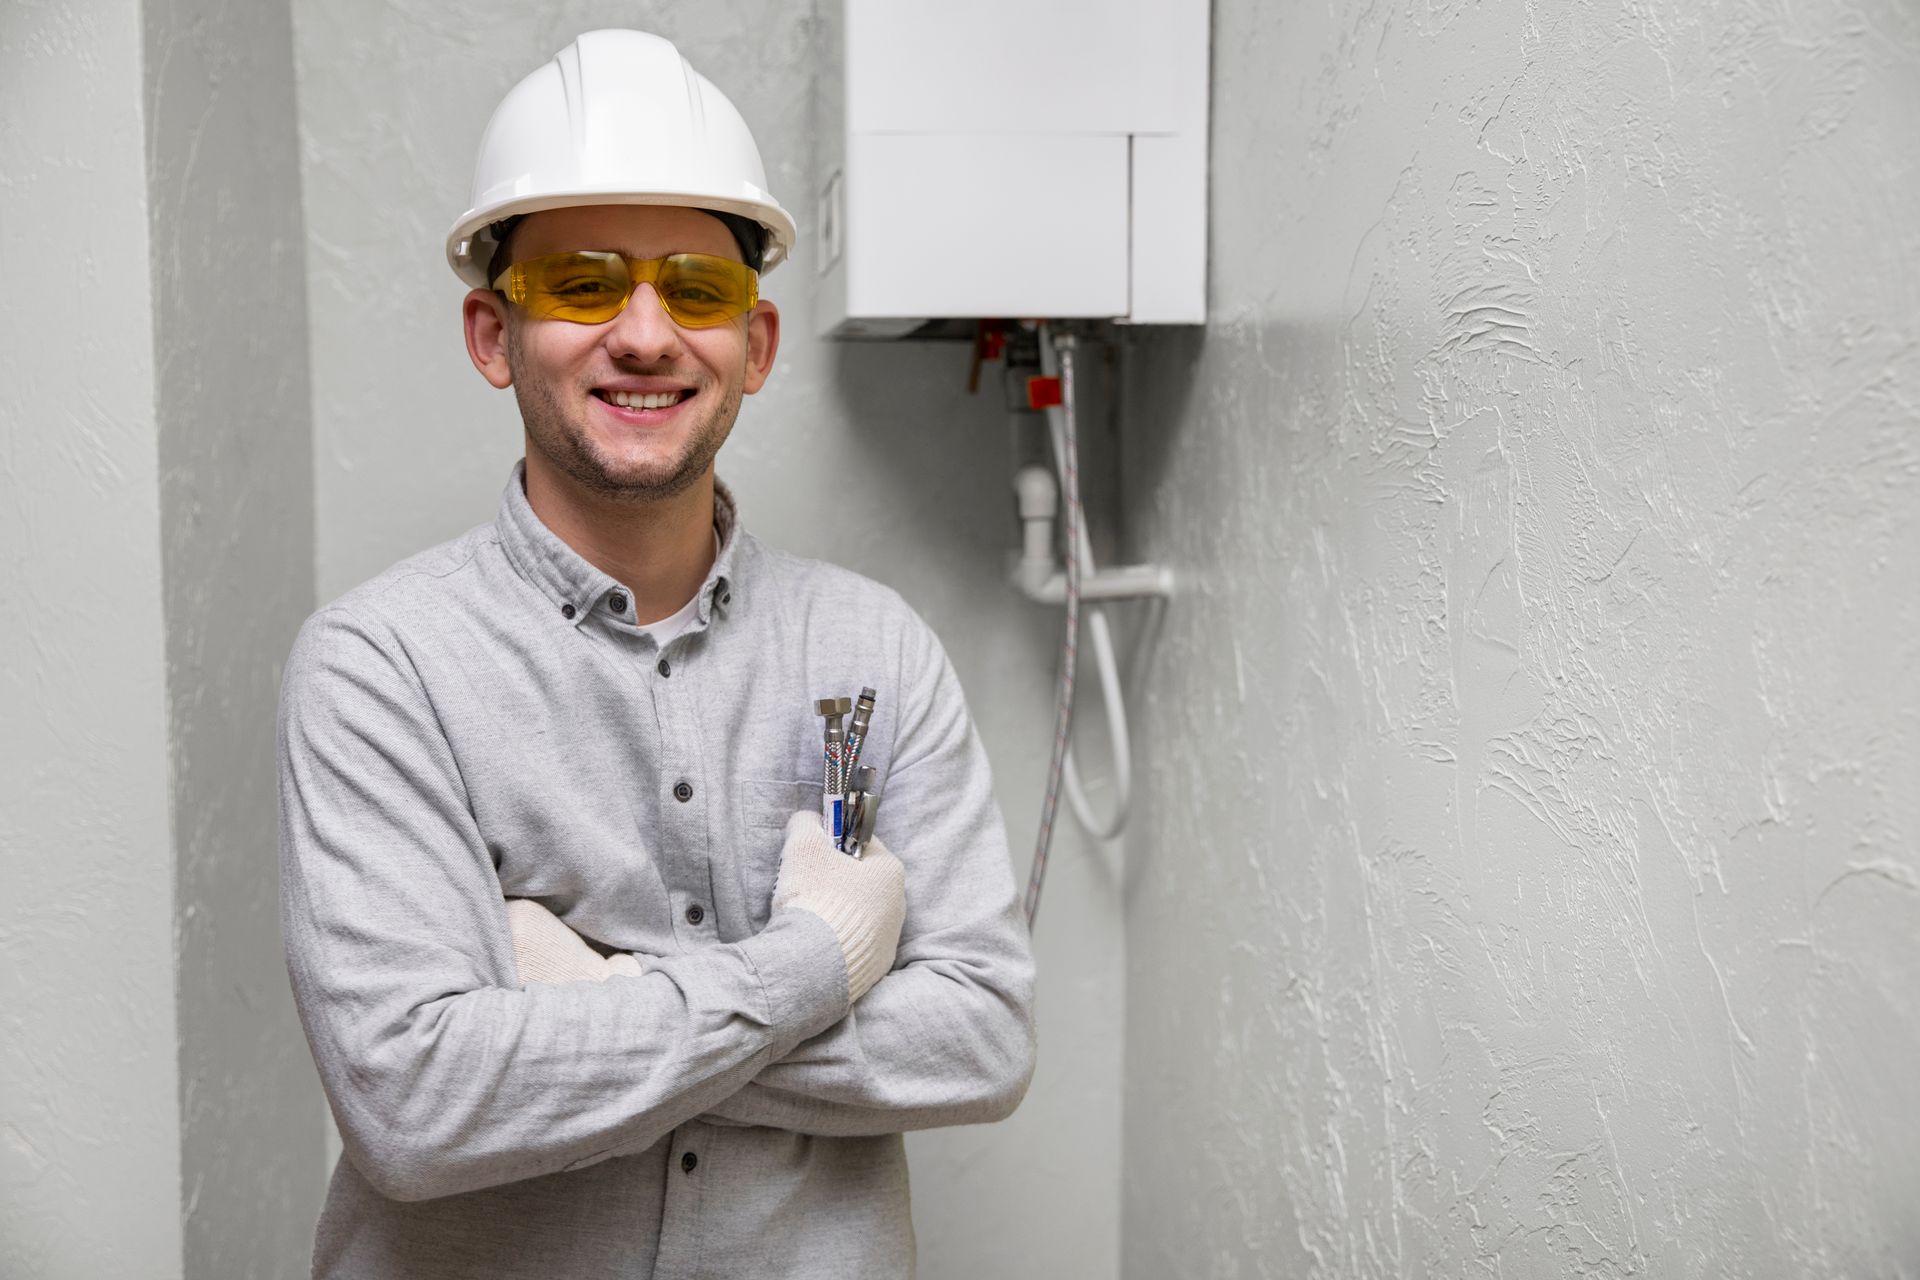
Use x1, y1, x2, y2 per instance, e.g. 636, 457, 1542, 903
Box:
492, 251, 759, 327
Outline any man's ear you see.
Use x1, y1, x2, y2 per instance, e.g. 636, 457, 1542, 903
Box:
464, 289, 514, 389
742, 300, 781, 395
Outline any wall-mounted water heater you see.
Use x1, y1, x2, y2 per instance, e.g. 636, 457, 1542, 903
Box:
813, 0, 1210, 338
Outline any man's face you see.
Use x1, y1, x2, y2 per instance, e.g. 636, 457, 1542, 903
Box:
464, 204, 780, 502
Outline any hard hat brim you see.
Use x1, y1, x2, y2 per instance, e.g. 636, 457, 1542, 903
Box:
446, 189, 797, 288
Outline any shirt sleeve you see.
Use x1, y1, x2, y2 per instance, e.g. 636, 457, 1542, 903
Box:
279, 605, 850, 1202
700, 616, 1038, 1136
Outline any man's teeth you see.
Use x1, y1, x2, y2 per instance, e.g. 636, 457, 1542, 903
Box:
607, 390, 684, 410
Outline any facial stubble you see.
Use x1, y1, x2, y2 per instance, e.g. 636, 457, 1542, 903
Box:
505, 317, 744, 503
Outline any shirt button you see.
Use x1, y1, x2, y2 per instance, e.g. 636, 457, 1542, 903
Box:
685, 904, 705, 926
673, 780, 694, 803
681, 1152, 698, 1174
560, 603, 576, 619
657, 657, 671, 677
609, 591, 628, 614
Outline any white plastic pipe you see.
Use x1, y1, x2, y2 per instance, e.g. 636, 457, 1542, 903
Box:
1016, 562, 1174, 604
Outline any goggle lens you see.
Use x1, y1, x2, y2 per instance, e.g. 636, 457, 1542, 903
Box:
493, 251, 759, 328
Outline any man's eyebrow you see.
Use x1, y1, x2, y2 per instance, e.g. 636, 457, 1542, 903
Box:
560, 249, 721, 260
526, 247, 745, 266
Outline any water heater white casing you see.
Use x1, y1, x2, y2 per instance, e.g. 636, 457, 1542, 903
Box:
814, 0, 1210, 337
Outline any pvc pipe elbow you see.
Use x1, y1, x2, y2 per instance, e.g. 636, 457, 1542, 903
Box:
1014, 541, 1057, 598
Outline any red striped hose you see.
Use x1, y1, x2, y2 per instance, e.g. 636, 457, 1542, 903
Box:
1025, 327, 1080, 930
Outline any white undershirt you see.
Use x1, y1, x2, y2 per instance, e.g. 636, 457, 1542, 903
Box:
632, 529, 720, 648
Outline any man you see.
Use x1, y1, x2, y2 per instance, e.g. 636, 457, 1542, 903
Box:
278, 29, 1036, 1278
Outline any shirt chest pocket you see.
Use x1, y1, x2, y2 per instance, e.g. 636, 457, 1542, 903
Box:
737, 778, 820, 930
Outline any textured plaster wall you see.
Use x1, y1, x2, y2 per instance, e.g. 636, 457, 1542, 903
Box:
290, 4, 1119, 1276
1120, 0, 1920, 1276
144, 0, 321, 1273
0, 2, 185, 1276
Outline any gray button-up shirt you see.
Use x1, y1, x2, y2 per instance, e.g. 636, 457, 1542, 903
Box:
278, 462, 1036, 1278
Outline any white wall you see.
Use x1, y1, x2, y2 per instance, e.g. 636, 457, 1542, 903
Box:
1119, 0, 1920, 1274
1, 3, 184, 1275
3, 1, 319, 1274
290, 3, 1121, 1276
145, 0, 320, 1273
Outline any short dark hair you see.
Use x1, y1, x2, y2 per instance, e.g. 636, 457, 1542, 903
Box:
706, 210, 766, 272
484, 207, 765, 283
484, 217, 523, 283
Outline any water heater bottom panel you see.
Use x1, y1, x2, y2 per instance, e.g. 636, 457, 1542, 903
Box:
841, 131, 1129, 320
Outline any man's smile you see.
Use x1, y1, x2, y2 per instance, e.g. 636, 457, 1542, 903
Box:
589, 382, 698, 424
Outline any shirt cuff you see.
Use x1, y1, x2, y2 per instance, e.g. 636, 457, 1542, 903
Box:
736, 908, 850, 1059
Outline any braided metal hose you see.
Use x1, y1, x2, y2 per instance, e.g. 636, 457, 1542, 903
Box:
1024, 327, 1080, 930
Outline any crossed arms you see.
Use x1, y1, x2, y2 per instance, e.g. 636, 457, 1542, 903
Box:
278, 605, 1035, 1203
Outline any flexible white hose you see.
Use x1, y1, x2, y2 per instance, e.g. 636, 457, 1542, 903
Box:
1039, 336, 1132, 842
1061, 607, 1130, 840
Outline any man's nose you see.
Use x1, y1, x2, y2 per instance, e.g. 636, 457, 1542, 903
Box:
605, 283, 685, 364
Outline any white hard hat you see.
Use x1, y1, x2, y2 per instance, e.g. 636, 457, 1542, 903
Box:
445, 29, 797, 287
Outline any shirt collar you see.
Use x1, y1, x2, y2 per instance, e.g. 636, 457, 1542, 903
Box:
494, 459, 742, 629
703, 481, 742, 622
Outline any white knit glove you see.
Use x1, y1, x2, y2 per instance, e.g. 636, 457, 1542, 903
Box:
771, 810, 906, 1003
505, 898, 644, 985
